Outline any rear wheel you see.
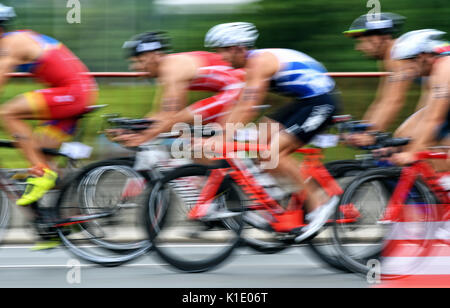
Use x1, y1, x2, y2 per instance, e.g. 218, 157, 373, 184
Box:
54, 159, 153, 266
305, 160, 368, 272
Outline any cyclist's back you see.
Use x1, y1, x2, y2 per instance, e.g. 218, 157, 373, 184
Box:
169, 51, 245, 124
3, 30, 97, 101
0, 21, 98, 207
178, 51, 244, 92
248, 48, 335, 99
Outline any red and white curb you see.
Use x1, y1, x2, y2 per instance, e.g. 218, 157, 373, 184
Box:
378, 218, 450, 287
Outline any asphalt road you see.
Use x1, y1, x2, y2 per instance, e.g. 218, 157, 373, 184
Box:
0, 244, 371, 288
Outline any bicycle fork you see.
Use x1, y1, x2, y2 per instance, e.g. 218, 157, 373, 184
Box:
188, 168, 228, 220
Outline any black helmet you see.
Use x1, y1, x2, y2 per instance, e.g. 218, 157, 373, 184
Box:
122, 31, 171, 57
344, 13, 405, 37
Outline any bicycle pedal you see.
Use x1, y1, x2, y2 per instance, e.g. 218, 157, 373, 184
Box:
34, 224, 59, 240
288, 226, 304, 235
199, 210, 241, 221
11, 172, 31, 181
377, 219, 394, 225
243, 212, 273, 232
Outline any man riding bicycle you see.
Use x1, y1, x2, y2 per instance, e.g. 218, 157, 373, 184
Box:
389, 30, 450, 165
0, 4, 98, 206
204, 22, 340, 242
116, 31, 244, 148
342, 13, 417, 146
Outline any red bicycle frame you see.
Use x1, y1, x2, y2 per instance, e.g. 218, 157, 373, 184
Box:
188, 143, 355, 233
381, 151, 450, 222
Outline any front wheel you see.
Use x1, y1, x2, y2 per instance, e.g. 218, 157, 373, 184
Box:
145, 164, 245, 273
332, 167, 439, 275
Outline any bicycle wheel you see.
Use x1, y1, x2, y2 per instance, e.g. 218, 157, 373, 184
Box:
242, 160, 366, 271
239, 176, 295, 255
145, 164, 245, 273
0, 190, 10, 244
54, 158, 153, 267
332, 167, 439, 275
305, 160, 368, 272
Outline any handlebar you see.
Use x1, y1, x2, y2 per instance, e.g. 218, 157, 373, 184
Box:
105, 117, 220, 138
335, 118, 410, 151
107, 118, 155, 131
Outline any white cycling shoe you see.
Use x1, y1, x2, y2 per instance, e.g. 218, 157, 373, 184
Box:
295, 195, 340, 243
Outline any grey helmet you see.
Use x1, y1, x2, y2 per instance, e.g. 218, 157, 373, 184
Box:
391, 29, 447, 60
205, 22, 259, 48
0, 3, 15, 28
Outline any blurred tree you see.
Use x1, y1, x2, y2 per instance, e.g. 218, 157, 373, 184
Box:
3, 0, 448, 72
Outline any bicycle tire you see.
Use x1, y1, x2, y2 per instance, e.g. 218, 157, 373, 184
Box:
332, 167, 439, 276
145, 164, 245, 273
0, 190, 10, 244
305, 160, 368, 272
54, 158, 153, 266
243, 160, 366, 270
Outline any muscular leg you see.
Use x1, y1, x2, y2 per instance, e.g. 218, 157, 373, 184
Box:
33, 129, 67, 171
265, 130, 328, 213
0, 95, 49, 170
394, 107, 426, 139
0, 94, 60, 206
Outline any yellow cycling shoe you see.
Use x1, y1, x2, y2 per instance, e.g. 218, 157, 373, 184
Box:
16, 168, 58, 206
31, 238, 62, 251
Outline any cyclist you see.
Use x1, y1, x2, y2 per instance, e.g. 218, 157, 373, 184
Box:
116, 31, 244, 148
204, 22, 340, 242
342, 13, 415, 146
0, 4, 98, 206
389, 30, 450, 165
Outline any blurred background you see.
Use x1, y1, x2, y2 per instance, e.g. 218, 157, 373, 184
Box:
0, 0, 449, 165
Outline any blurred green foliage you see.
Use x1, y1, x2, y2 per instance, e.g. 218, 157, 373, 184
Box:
0, 0, 446, 166
5, 0, 449, 72
0, 77, 421, 167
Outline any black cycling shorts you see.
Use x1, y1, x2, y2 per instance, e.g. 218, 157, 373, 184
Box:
267, 92, 339, 144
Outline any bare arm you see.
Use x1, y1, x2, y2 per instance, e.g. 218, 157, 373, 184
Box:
142, 54, 198, 133
414, 78, 430, 112
362, 61, 388, 122
408, 60, 450, 152
224, 52, 278, 127
149, 55, 196, 118
117, 54, 197, 146
0, 36, 23, 93
365, 61, 415, 131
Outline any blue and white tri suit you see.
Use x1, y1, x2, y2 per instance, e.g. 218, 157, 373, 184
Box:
247, 48, 339, 143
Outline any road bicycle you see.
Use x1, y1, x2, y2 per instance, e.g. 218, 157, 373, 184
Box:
332, 148, 449, 277
142, 114, 380, 273
142, 113, 423, 273
0, 104, 108, 243
54, 116, 220, 266
0, 107, 160, 266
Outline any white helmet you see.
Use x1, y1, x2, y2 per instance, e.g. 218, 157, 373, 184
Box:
205, 22, 259, 48
391, 29, 447, 60
0, 3, 15, 22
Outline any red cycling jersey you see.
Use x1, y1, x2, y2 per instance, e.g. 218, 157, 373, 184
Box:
174, 51, 245, 123
4, 30, 98, 140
